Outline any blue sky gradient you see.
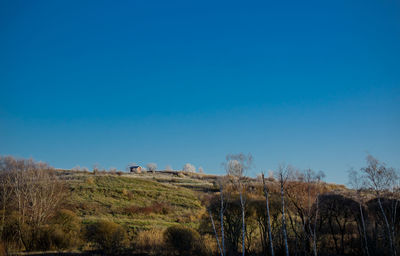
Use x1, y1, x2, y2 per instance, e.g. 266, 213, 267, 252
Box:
1, 0, 399, 184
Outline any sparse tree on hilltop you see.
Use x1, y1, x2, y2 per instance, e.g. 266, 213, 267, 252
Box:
147, 163, 157, 173
183, 163, 196, 173
198, 167, 204, 174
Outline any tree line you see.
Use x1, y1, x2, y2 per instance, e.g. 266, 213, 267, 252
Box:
203, 153, 399, 256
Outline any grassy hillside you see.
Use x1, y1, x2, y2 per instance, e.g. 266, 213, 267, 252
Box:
59, 170, 350, 235
59, 170, 215, 235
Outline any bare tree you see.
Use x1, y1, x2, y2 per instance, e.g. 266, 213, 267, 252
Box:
348, 168, 370, 256
183, 163, 196, 173
277, 164, 292, 256
209, 205, 223, 256
390, 178, 400, 256
218, 177, 228, 256
361, 155, 398, 256
0, 157, 14, 240
198, 167, 204, 174
2, 157, 66, 251
261, 172, 274, 256
305, 169, 324, 256
225, 153, 253, 256
146, 163, 157, 173
207, 177, 227, 256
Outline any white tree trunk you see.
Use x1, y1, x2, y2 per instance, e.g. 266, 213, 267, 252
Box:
359, 203, 370, 256
209, 208, 223, 256
262, 174, 274, 256
220, 185, 225, 256
391, 199, 398, 256
378, 197, 395, 256
312, 195, 318, 256
240, 191, 246, 256
281, 184, 290, 256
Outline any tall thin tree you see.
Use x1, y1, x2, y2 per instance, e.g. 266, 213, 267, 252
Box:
361, 155, 397, 256
225, 153, 253, 256
348, 169, 370, 256
220, 183, 226, 256
277, 165, 291, 256
262, 172, 274, 256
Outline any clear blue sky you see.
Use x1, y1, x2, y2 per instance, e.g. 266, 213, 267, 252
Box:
1, 0, 399, 184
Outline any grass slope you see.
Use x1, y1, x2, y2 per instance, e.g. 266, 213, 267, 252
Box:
61, 171, 207, 234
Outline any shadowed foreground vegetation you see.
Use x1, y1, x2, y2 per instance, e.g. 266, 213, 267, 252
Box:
0, 155, 399, 256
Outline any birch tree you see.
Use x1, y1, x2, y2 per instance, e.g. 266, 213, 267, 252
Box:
261, 172, 274, 256
305, 169, 324, 256
209, 205, 223, 256
348, 168, 370, 256
219, 179, 227, 256
183, 163, 196, 173
361, 155, 398, 256
225, 153, 253, 256
208, 177, 228, 256
146, 163, 157, 173
277, 164, 292, 256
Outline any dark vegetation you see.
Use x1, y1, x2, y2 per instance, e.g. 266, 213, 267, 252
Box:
0, 155, 399, 256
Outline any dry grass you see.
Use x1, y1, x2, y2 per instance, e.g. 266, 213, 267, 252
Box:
134, 229, 165, 255
124, 202, 172, 215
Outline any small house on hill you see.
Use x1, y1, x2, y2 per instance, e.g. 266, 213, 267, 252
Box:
130, 166, 142, 173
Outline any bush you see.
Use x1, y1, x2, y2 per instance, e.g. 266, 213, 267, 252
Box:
163, 226, 207, 256
50, 209, 82, 249
86, 220, 128, 254
1, 209, 83, 251
86, 177, 95, 185
2, 212, 54, 251
135, 229, 164, 255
